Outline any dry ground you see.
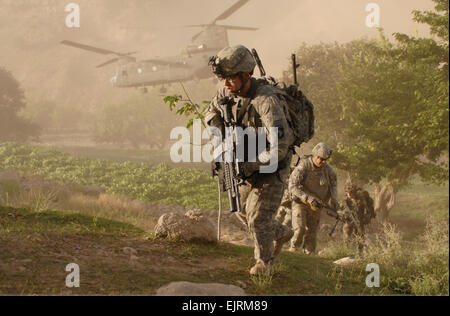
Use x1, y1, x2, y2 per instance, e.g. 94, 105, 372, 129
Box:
0, 205, 368, 295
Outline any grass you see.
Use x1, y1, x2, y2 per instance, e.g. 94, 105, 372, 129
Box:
1, 202, 447, 295
0, 205, 144, 236
318, 219, 449, 295
0, 142, 448, 295
0, 204, 371, 295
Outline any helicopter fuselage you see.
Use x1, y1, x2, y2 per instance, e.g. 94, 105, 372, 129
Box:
110, 52, 214, 88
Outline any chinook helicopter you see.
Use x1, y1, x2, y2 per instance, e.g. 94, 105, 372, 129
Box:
60, 0, 257, 93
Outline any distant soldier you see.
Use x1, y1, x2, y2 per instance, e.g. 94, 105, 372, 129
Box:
342, 178, 376, 254
288, 143, 338, 254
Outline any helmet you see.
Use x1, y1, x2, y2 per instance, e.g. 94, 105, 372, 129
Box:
312, 143, 333, 160
344, 178, 359, 194
208, 45, 256, 79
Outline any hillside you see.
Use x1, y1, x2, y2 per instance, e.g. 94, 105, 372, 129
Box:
0, 143, 448, 295
0, 205, 368, 295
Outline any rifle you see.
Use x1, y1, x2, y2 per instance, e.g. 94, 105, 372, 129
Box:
314, 201, 342, 237
305, 193, 343, 237
212, 97, 243, 213
311, 199, 362, 237
291, 54, 300, 86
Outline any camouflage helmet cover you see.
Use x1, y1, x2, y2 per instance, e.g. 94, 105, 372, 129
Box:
208, 45, 256, 79
312, 142, 333, 160
344, 177, 359, 193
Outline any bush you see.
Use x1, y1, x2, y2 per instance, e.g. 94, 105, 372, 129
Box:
323, 218, 449, 295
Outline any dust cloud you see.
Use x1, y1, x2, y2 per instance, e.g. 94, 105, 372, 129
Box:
0, 0, 434, 110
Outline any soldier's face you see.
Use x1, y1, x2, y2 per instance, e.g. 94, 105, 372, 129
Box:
312, 155, 327, 168
347, 192, 356, 199
223, 74, 242, 93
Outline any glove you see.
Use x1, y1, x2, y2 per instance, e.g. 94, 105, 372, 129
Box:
306, 196, 321, 211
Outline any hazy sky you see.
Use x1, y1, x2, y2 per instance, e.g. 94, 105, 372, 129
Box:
0, 0, 436, 107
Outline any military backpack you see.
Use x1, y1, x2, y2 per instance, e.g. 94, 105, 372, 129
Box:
255, 78, 315, 148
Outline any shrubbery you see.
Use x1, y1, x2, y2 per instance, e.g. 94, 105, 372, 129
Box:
322, 218, 449, 295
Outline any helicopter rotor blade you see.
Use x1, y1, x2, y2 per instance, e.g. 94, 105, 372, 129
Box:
96, 58, 120, 68
185, 24, 209, 28
60, 40, 136, 57
212, 0, 251, 24
220, 25, 258, 31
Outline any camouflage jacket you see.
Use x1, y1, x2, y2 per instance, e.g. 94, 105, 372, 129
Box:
288, 156, 338, 209
345, 189, 375, 225
205, 78, 295, 176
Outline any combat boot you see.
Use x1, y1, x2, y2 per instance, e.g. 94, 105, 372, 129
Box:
304, 249, 315, 256
249, 260, 273, 276
273, 226, 294, 258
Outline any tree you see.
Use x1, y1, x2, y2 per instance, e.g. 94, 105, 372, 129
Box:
280, 42, 361, 147
332, 1, 449, 221
0, 67, 40, 141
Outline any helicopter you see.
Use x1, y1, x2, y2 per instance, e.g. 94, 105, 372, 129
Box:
60, 0, 257, 93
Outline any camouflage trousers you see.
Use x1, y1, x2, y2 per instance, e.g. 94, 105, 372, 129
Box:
275, 190, 292, 226
343, 222, 366, 254
235, 171, 291, 264
290, 201, 322, 254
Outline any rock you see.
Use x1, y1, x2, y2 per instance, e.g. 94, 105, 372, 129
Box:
156, 281, 246, 296
333, 257, 358, 266
154, 210, 217, 242
122, 247, 138, 256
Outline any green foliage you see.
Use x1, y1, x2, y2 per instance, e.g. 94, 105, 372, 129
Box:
280, 41, 360, 146
321, 219, 449, 295
281, 2, 449, 190
0, 67, 40, 141
164, 94, 209, 128
332, 5, 449, 188
0, 142, 219, 210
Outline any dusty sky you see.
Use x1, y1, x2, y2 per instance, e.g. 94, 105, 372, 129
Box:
0, 0, 435, 108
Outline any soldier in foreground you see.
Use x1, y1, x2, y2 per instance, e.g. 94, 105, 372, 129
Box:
342, 177, 376, 255
205, 45, 296, 276
288, 143, 338, 254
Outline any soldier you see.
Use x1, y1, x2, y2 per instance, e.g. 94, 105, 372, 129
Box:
205, 45, 295, 276
288, 143, 338, 255
342, 177, 376, 255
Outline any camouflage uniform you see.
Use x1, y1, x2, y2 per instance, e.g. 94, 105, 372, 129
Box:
343, 183, 375, 253
205, 45, 295, 272
275, 190, 292, 227
275, 154, 301, 228
288, 144, 338, 254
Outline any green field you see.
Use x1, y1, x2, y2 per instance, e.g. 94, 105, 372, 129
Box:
0, 142, 219, 210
